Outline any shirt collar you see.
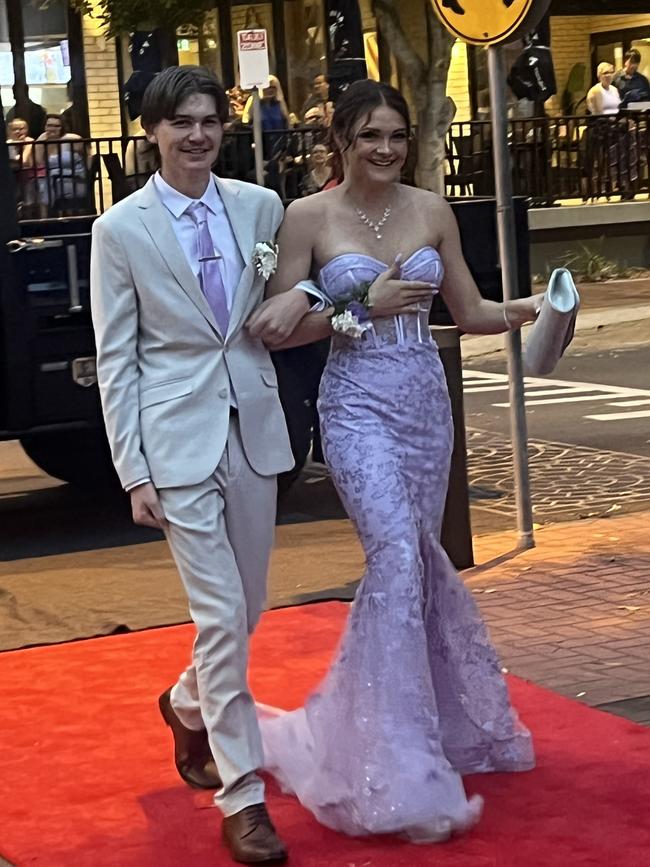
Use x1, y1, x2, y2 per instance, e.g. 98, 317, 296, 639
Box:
153, 172, 221, 219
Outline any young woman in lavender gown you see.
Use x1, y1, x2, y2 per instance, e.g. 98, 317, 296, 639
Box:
248, 80, 542, 843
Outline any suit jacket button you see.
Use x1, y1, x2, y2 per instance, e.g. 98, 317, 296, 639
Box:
218, 388, 229, 399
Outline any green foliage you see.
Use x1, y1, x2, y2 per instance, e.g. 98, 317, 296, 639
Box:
547, 239, 644, 283
68, 0, 214, 37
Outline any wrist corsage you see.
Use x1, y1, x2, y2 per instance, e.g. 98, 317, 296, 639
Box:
252, 241, 279, 279
329, 282, 373, 339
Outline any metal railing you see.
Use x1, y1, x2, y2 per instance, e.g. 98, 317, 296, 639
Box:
7, 113, 650, 221
445, 111, 650, 204
8, 126, 329, 222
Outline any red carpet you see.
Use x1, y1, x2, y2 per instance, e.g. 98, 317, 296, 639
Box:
1, 601, 649, 867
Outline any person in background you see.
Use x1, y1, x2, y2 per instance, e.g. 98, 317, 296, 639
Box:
299, 143, 332, 196
7, 118, 34, 168
587, 62, 621, 115
242, 75, 291, 197
6, 84, 46, 139
585, 61, 637, 201
613, 48, 650, 107
303, 104, 326, 128
301, 72, 332, 125
6, 117, 38, 216
124, 136, 160, 192
225, 85, 248, 127
34, 114, 88, 214
60, 80, 87, 137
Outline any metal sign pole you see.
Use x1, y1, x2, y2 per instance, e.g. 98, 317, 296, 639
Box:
252, 89, 265, 187
487, 44, 535, 550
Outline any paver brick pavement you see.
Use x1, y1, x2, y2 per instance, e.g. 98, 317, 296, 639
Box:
468, 509, 650, 719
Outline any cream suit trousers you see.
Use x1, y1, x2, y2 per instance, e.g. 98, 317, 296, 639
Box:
158, 416, 277, 816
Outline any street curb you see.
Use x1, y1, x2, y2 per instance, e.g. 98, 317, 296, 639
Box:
461, 304, 650, 360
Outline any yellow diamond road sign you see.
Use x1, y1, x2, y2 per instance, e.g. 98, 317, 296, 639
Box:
432, 0, 551, 46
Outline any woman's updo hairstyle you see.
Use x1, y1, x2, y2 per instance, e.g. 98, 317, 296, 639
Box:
328, 79, 411, 182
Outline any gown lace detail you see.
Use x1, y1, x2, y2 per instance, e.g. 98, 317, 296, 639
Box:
259, 247, 534, 841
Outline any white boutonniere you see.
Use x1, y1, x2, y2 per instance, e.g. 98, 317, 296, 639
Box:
252, 241, 279, 279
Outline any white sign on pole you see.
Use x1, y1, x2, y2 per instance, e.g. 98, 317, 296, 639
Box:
237, 29, 270, 91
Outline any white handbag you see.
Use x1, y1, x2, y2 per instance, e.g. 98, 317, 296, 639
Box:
523, 268, 580, 376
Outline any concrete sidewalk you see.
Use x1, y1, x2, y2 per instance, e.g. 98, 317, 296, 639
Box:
462, 276, 650, 359
469, 509, 650, 725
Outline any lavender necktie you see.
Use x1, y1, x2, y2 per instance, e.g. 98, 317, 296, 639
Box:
188, 201, 230, 337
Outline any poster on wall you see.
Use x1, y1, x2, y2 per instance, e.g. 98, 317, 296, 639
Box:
0, 45, 70, 88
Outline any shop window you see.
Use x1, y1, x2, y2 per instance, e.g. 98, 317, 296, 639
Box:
177, 12, 223, 78
591, 25, 650, 83
2, 0, 87, 138
2, 0, 71, 123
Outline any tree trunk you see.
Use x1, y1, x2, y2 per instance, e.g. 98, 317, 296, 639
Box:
415, 106, 450, 192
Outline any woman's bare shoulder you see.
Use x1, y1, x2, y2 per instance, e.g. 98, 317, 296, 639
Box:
284, 190, 338, 229
402, 184, 450, 211
287, 188, 337, 214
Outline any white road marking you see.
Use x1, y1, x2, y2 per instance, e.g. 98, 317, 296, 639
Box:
585, 410, 650, 421
464, 370, 650, 424
494, 393, 641, 406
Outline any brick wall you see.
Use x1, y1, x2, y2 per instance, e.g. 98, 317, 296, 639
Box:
588, 14, 650, 33
81, 8, 121, 139
448, 41, 470, 122
547, 16, 591, 114
81, 5, 122, 208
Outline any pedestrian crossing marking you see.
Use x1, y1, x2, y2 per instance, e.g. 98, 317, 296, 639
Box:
585, 410, 650, 421
464, 370, 650, 424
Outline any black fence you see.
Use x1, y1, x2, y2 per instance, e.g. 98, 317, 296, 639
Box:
446, 111, 650, 205
7, 112, 650, 220
8, 125, 328, 221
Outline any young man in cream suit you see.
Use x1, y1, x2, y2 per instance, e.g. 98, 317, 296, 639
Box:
91, 66, 310, 864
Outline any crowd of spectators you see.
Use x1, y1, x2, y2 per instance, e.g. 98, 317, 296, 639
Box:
11, 52, 648, 216
221, 71, 335, 199
6, 71, 336, 216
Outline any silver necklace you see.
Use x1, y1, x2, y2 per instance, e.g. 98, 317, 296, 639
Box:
356, 205, 392, 240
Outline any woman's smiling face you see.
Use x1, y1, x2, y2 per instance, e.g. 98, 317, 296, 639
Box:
342, 105, 409, 184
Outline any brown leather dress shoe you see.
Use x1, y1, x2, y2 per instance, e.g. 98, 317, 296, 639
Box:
158, 687, 221, 789
221, 803, 288, 864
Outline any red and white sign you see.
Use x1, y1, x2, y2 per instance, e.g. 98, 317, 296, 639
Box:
237, 29, 270, 90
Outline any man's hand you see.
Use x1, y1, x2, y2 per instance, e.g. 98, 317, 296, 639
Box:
130, 481, 167, 530
246, 288, 311, 347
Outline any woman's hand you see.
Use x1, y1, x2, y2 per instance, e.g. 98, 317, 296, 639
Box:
367, 258, 436, 318
503, 293, 545, 330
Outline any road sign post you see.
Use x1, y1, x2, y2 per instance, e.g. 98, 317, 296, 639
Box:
433, 0, 552, 549
237, 29, 270, 187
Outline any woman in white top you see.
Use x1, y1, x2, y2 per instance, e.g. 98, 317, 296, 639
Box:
584, 61, 639, 201
587, 62, 621, 115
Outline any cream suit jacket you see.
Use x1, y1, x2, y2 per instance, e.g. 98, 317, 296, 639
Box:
90, 174, 294, 490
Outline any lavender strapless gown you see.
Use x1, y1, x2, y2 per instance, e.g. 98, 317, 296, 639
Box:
260, 248, 535, 842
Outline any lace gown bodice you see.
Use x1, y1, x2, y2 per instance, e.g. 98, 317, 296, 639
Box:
319, 246, 443, 348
